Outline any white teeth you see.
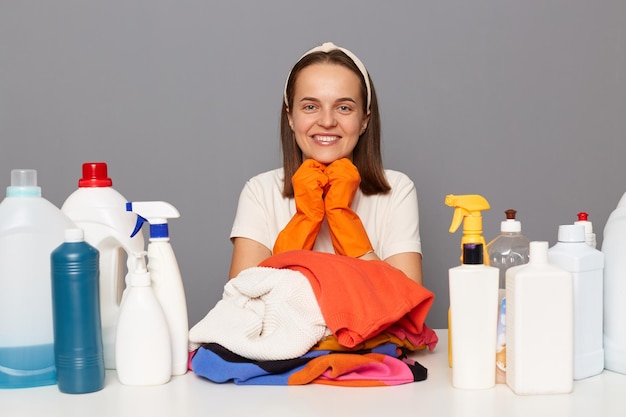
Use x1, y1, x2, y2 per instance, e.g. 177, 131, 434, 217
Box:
315, 136, 339, 143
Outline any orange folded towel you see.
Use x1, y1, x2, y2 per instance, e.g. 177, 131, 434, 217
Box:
260, 250, 435, 348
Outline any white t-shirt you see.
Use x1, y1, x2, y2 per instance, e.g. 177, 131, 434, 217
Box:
230, 168, 422, 260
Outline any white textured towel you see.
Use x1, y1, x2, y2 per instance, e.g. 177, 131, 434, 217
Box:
188, 267, 328, 360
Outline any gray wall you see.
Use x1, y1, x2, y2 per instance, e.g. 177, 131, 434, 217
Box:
2, 1, 625, 329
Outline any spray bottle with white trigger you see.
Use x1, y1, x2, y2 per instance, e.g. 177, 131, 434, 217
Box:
126, 201, 189, 376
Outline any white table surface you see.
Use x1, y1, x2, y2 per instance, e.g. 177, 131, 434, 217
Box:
2, 329, 625, 417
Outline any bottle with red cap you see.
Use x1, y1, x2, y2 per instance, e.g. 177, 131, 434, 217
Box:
548, 224, 604, 380
574, 211, 596, 248
61, 162, 145, 369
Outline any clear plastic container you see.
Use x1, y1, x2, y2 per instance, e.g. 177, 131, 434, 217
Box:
0, 169, 76, 388
485, 209, 530, 383
486, 209, 530, 290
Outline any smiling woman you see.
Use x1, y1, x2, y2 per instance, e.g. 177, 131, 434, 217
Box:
287, 63, 369, 165
228, 42, 424, 287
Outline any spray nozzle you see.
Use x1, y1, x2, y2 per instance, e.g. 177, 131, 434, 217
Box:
130, 251, 151, 286
445, 194, 491, 264
444, 194, 490, 234
132, 251, 148, 273
126, 201, 180, 239
577, 211, 589, 221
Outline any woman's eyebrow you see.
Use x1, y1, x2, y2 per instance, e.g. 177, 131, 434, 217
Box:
298, 96, 357, 104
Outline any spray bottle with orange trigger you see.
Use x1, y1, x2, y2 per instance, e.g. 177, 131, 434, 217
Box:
445, 194, 492, 368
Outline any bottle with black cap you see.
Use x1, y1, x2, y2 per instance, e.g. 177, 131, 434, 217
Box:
448, 242, 499, 389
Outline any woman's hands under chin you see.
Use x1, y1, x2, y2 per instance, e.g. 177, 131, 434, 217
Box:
324, 158, 374, 258
273, 159, 328, 255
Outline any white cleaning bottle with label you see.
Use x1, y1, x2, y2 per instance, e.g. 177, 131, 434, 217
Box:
603, 192, 626, 374
506, 241, 573, 395
448, 243, 499, 389
548, 224, 603, 380
126, 201, 188, 376
61, 162, 145, 369
116, 252, 171, 385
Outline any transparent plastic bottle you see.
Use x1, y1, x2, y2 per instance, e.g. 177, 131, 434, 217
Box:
485, 209, 530, 383
0, 169, 76, 388
486, 209, 530, 291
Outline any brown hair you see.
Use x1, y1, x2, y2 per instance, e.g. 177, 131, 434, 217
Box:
280, 49, 391, 198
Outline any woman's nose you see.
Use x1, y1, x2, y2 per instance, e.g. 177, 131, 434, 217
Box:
317, 108, 337, 128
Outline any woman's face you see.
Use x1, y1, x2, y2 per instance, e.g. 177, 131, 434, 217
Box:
287, 63, 370, 165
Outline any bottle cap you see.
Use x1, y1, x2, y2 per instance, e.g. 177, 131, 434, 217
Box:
78, 162, 113, 187
574, 211, 596, 247
463, 243, 484, 265
558, 224, 585, 242
529, 241, 549, 263
6, 169, 42, 197
501, 209, 521, 233
131, 252, 151, 286
64, 228, 85, 242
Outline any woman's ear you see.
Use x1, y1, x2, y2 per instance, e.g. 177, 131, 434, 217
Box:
361, 111, 371, 134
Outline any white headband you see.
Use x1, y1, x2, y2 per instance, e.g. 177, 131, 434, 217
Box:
283, 42, 372, 111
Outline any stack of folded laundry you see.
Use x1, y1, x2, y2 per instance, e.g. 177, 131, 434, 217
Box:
188, 250, 438, 386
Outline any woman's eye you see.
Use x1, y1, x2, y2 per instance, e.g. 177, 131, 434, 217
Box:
303, 104, 316, 111
338, 105, 352, 112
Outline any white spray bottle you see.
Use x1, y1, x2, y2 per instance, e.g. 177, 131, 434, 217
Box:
116, 252, 171, 386
126, 201, 189, 376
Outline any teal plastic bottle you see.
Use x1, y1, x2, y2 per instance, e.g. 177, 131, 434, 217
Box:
51, 228, 105, 393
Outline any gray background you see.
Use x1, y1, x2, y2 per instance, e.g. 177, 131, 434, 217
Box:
1, 1, 625, 329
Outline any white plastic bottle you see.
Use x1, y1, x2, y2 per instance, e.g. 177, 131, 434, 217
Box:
574, 211, 596, 248
61, 162, 145, 369
548, 224, 604, 380
0, 169, 76, 388
116, 252, 171, 386
486, 209, 530, 383
602, 191, 626, 374
506, 241, 573, 395
448, 243, 499, 389
126, 201, 188, 376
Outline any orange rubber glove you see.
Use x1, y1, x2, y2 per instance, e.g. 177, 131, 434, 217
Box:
273, 159, 328, 254
324, 158, 373, 258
